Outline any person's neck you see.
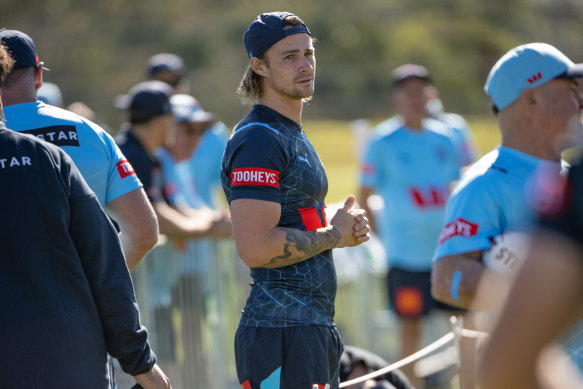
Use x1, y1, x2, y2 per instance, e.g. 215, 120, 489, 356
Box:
258, 94, 303, 125
403, 116, 423, 130
131, 125, 161, 155
499, 112, 561, 162
166, 140, 198, 162
2, 88, 37, 106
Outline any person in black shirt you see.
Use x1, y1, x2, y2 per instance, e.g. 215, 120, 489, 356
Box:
0, 43, 171, 389
221, 11, 370, 389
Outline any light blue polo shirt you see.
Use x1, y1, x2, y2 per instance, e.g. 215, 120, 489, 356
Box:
361, 117, 460, 271
4, 101, 142, 206
433, 146, 562, 261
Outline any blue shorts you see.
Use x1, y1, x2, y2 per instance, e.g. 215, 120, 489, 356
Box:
235, 325, 344, 389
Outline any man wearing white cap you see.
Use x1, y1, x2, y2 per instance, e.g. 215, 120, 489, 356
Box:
431, 42, 583, 378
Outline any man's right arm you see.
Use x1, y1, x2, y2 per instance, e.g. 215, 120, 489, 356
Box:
230, 195, 369, 269
431, 251, 513, 309
106, 188, 159, 271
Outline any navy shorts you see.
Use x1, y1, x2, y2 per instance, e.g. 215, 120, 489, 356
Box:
235, 325, 344, 389
387, 267, 465, 318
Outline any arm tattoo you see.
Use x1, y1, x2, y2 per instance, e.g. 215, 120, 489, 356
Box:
265, 227, 341, 268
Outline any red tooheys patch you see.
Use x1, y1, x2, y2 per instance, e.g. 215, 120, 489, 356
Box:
231, 168, 280, 188
438, 217, 479, 243
116, 159, 136, 179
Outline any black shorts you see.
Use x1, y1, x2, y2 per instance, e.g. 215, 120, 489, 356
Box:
235, 325, 344, 389
387, 267, 465, 318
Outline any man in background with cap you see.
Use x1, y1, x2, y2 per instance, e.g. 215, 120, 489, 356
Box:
221, 11, 370, 388
146, 53, 186, 92
0, 28, 159, 272
431, 42, 583, 375
357, 63, 464, 387
0, 40, 171, 389
116, 80, 231, 240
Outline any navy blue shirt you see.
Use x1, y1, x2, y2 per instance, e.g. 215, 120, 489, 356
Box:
221, 104, 335, 327
0, 123, 155, 388
116, 127, 170, 204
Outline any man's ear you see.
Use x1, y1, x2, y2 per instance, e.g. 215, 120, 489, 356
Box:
520, 88, 539, 112
250, 57, 267, 77
33, 64, 43, 90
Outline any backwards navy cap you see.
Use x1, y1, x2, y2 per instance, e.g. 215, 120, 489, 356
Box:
126, 80, 173, 124
244, 12, 311, 59
0, 29, 42, 69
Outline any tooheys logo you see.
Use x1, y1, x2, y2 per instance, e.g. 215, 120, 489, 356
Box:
116, 159, 136, 179
21, 125, 80, 147
438, 217, 479, 243
231, 167, 280, 188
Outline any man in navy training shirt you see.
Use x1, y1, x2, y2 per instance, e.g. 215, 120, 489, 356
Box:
221, 12, 370, 389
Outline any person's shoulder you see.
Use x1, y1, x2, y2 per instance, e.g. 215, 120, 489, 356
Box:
1, 125, 69, 164
423, 117, 456, 139
439, 112, 470, 130
34, 101, 112, 137
372, 116, 403, 139
452, 149, 503, 195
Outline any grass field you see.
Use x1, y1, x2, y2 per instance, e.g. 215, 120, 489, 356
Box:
305, 116, 501, 203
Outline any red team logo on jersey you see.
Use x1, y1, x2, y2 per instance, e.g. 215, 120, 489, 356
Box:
116, 159, 136, 179
231, 168, 280, 188
438, 217, 479, 243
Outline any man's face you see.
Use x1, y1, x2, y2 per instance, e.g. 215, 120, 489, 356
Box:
393, 77, 429, 121
538, 78, 583, 149
260, 33, 316, 101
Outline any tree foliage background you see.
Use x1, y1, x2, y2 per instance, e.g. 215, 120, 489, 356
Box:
2, 0, 582, 129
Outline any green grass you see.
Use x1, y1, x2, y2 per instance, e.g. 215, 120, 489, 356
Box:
304, 116, 501, 204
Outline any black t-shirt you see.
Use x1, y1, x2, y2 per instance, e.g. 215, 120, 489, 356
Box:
116, 127, 169, 204
221, 104, 335, 327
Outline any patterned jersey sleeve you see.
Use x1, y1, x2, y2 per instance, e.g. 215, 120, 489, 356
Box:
223, 125, 287, 204
95, 125, 143, 204
359, 136, 384, 189
434, 178, 501, 261
539, 162, 583, 246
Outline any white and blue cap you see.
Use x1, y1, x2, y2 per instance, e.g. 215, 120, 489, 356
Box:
485, 42, 583, 112
170, 94, 215, 124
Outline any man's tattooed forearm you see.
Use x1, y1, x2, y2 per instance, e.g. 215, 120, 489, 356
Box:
265, 227, 341, 268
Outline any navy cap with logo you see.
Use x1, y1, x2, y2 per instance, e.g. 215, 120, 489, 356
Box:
126, 80, 173, 124
391, 64, 431, 86
243, 12, 311, 59
0, 29, 42, 69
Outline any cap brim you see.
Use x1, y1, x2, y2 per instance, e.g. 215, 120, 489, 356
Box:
189, 111, 215, 123
113, 94, 130, 109
557, 63, 583, 78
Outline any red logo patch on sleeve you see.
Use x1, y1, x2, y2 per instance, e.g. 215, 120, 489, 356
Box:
231, 167, 280, 188
116, 159, 136, 179
438, 217, 479, 243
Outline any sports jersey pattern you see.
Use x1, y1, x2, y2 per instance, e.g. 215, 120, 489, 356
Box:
3, 101, 141, 206
221, 104, 335, 327
433, 146, 563, 261
360, 117, 460, 271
